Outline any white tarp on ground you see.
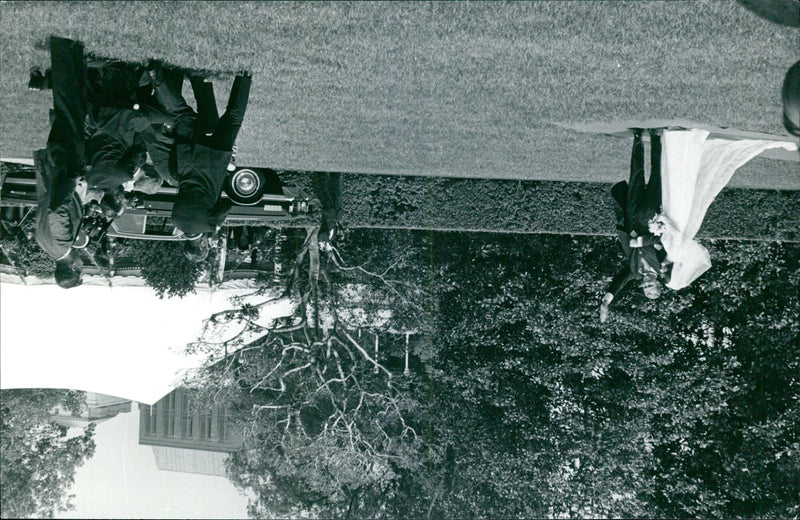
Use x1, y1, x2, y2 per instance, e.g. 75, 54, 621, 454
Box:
0, 278, 293, 405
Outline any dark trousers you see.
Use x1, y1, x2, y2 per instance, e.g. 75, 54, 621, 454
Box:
197, 75, 251, 151
191, 76, 220, 134
149, 70, 211, 133
149, 72, 251, 150
47, 36, 87, 179
626, 132, 662, 234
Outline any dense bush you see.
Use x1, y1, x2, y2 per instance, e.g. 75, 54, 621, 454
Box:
0, 389, 95, 519
0, 215, 56, 278
121, 240, 204, 298
215, 229, 799, 518
296, 171, 800, 239
429, 233, 800, 518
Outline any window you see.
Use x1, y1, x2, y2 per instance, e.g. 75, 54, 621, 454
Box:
148, 405, 158, 435
181, 394, 193, 439
200, 412, 212, 440
217, 409, 226, 441
162, 392, 176, 436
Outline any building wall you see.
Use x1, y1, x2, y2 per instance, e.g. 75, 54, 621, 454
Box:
51, 392, 132, 428
139, 388, 243, 453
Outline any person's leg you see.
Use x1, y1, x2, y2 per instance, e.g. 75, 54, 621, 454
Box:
86, 59, 141, 109
47, 37, 87, 163
626, 129, 645, 230
206, 74, 251, 150
643, 129, 662, 214
137, 68, 189, 126
149, 68, 192, 123
190, 75, 219, 135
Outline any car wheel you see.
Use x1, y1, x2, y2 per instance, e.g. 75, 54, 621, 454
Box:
224, 168, 265, 205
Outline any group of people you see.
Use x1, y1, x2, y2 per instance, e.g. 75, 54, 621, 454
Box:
27, 36, 800, 307
600, 57, 799, 321
32, 36, 252, 288
601, 121, 798, 322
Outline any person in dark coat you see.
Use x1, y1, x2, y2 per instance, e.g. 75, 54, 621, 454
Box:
600, 128, 670, 322
148, 65, 252, 261
32, 57, 162, 195
783, 60, 800, 138
85, 107, 153, 192
142, 68, 220, 188
33, 36, 98, 288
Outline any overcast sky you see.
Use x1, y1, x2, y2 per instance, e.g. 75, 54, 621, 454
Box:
0, 277, 293, 404
0, 277, 294, 518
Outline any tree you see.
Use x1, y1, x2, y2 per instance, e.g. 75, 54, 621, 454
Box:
0, 209, 55, 278
184, 226, 441, 518
184, 228, 800, 518
0, 389, 96, 519
428, 233, 800, 519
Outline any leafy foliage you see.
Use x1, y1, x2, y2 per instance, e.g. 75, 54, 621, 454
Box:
189, 229, 799, 518
0, 389, 95, 519
0, 213, 55, 278
429, 233, 800, 519
338, 172, 800, 239
120, 240, 204, 299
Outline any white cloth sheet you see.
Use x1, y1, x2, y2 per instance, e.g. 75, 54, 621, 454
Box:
660, 129, 798, 290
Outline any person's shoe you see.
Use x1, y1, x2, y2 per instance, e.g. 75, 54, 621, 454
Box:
28, 67, 44, 90
235, 70, 252, 79
188, 70, 210, 82
649, 128, 661, 138
227, 143, 237, 172
146, 60, 165, 86
28, 67, 51, 90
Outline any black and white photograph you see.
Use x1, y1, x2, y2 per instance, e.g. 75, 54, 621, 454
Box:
1, 1, 799, 518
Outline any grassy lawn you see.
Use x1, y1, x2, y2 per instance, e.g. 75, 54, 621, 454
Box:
1, 1, 797, 189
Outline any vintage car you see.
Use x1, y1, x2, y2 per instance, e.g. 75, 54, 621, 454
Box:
0, 159, 314, 241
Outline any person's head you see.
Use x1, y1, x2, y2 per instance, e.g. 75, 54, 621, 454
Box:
641, 271, 662, 300
75, 177, 104, 205
183, 234, 209, 263
54, 250, 83, 289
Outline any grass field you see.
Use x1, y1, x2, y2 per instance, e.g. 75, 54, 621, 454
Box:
1, 1, 798, 189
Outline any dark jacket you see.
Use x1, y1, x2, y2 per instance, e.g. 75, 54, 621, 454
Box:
170, 143, 233, 235
34, 148, 84, 260
85, 108, 154, 190
783, 60, 800, 138
608, 180, 665, 301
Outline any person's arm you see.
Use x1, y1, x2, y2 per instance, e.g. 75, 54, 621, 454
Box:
601, 264, 633, 322
660, 259, 673, 283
